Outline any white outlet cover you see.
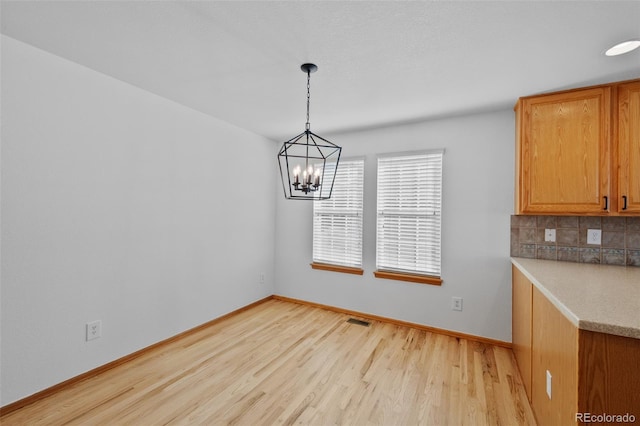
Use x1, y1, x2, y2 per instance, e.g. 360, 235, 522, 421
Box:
86, 320, 102, 341
451, 297, 463, 311
545, 229, 556, 242
546, 370, 552, 399
587, 229, 602, 245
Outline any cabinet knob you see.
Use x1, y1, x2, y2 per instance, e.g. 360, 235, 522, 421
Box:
622, 195, 628, 210
603, 196, 608, 210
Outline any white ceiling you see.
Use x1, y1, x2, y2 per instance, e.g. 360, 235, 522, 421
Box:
2, 1, 639, 141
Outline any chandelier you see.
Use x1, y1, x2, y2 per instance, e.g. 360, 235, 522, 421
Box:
277, 63, 341, 200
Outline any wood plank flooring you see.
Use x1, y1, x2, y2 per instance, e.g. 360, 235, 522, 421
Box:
1, 299, 536, 425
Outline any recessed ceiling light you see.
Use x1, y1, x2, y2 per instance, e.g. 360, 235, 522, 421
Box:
605, 40, 640, 56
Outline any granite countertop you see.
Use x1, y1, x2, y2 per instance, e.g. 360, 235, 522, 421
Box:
511, 257, 640, 340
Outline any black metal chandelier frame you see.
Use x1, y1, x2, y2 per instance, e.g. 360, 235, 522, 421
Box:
277, 63, 341, 200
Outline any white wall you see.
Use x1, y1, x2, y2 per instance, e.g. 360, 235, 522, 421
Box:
0, 36, 276, 406
1, 32, 516, 407
275, 110, 515, 342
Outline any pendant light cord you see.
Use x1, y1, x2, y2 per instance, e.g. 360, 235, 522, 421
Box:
305, 70, 311, 131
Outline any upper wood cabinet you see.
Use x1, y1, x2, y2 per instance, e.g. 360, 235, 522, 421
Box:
516, 86, 611, 214
515, 79, 640, 215
616, 81, 640, 213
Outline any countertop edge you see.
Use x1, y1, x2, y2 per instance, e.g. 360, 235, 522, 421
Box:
579, 320, 640, 339
511, 257, 580, 327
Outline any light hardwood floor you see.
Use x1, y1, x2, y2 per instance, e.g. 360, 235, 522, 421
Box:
2, 299, 536, 425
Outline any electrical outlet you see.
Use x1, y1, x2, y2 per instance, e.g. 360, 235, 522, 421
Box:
86, 320, 102, 341
546, 370, 552, 399
259, 273, 265, 284
545, 229, 556, 242
587, 229, 602, 245
451, 297, 463, 311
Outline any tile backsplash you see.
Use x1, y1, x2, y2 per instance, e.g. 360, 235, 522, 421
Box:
511, 215, 640, 267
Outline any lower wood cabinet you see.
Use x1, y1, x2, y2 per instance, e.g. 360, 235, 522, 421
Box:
578, 331, 640, 421
531, 286, 578, 425
512, 266, 532, 400
512, 266, 640, 425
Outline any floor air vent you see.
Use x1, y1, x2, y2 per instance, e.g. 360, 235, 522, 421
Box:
347, 318, 370, 327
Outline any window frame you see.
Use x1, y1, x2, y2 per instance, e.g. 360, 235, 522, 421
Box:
311, 157, 365, 275
374, 150, 444, 285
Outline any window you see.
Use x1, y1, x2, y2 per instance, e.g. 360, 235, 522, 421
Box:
375, 150, 443, 285
312, 158, 364, 274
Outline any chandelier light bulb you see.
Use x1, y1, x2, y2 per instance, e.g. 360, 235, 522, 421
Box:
293, 166, 301, 184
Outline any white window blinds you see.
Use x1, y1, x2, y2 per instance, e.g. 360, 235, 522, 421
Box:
313, 159, 364, 268
376, 151, 443, 277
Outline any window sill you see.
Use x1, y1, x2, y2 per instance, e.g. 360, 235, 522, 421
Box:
373, 270, 443, 286
310, 263, 364, 275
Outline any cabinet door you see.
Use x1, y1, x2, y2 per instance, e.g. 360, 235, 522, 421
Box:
617, 81, 640, 213
578, 330, 640, 416
518, 87, 611, 214
531, 287, 578, 425
512, 266, 532, 402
